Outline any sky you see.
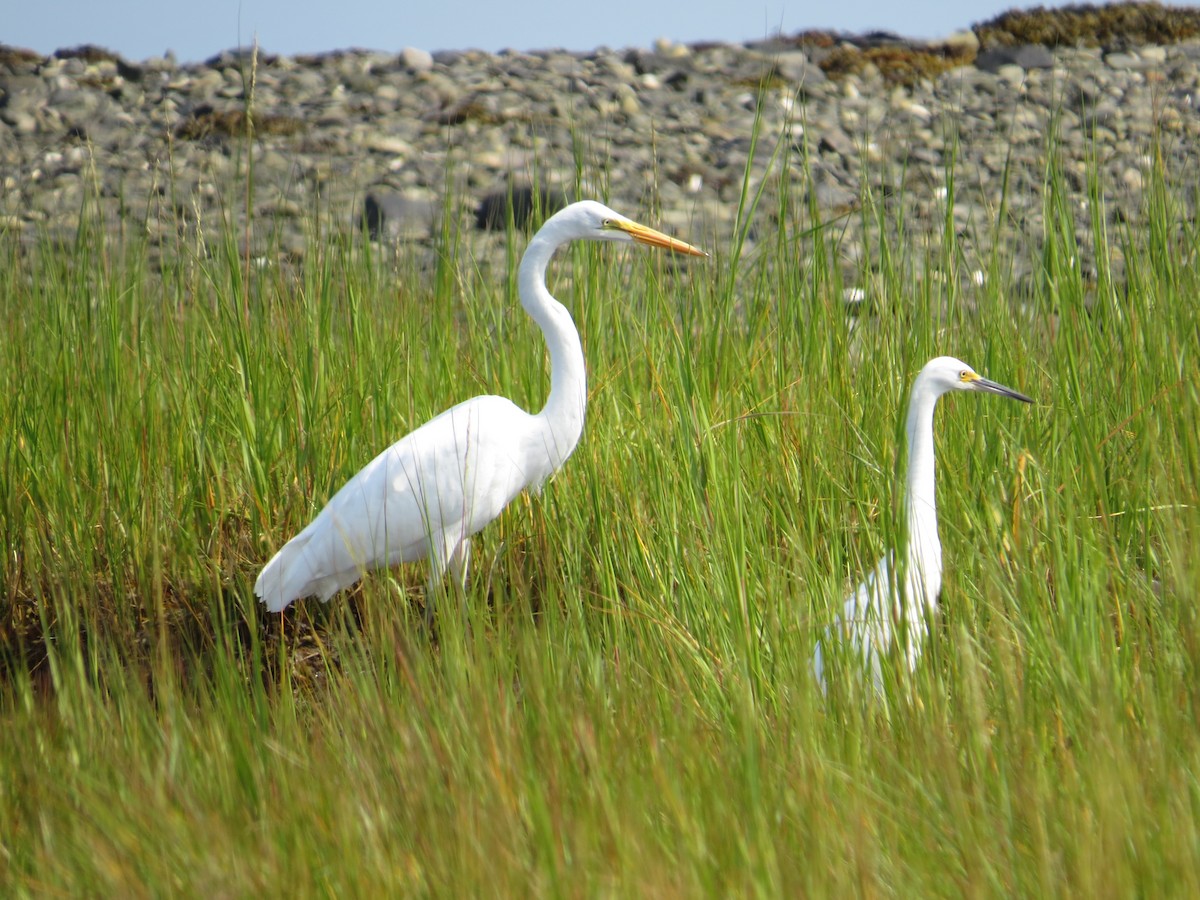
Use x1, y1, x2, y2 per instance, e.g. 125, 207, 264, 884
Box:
8, 1, 1080, 64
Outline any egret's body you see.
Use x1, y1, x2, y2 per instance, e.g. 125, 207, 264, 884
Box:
813, 356, 1032, 692
255, 201, 704, 612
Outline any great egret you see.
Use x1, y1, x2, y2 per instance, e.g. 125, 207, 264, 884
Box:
812, 356, 1032, 693
255, 200, 705, 613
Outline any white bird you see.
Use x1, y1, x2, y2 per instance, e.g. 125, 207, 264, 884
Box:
255, 200, 705, 613
813, 356, 1032, 693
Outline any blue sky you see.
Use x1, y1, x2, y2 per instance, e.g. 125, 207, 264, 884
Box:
9, 1, 1077, 64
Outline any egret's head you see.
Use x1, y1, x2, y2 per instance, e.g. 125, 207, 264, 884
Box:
921, 356, 1033, 404
547, 200, 706, 256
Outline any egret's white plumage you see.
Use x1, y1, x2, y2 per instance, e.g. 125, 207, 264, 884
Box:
813, 356, 1032, 692
255, 200, 705, 613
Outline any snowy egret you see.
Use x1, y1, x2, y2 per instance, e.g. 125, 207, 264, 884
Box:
812, 356, 1032, 693
255, 200, 705, 613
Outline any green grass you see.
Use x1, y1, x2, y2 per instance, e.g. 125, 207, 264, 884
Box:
1, 117, 1199, 895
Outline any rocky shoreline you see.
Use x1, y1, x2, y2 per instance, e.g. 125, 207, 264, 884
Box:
3, 8, 1200, 290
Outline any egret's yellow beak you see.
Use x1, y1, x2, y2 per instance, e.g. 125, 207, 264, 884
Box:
610, 219, 707, 257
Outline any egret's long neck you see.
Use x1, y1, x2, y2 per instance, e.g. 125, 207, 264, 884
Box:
902, 377, 943, 610
518, 231, 587, 471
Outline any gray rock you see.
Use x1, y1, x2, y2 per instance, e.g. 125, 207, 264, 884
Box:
995, 64, 1026, 85
774, 51, 827, 86
807, 178, 857, 212
1083, 102, 1121, 135
1104, 52, 1141, 70
0, 107, 38, 133
474, 184, 569, 231
975, 44, 1055, 73
943, 30, 980, 53
1139, 45, 1167, 65
399, 47, 434, 73
1, 27, 1199, 302
362, 190, 439, 241
818, 126, 857, 158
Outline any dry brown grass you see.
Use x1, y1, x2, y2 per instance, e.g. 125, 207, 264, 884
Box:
818, 43, 977, 87
974, 2, 1200, 49
174, 106, 306, 140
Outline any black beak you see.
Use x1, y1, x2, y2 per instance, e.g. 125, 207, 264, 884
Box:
973, 376, 1033, 404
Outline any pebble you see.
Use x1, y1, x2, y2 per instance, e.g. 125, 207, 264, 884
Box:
1140, 45, 1167, 65
400, 47, 434, 73
996, 64, 1027, 85
1105, 52, 1142, 70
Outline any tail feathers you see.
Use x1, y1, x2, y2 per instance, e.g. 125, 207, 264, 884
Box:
255, 534, 348, 611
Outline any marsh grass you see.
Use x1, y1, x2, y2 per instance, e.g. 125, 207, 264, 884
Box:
1, 100, 1199, 894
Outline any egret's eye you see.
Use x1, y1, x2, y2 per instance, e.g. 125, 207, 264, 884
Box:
959, 370, 970, 381
601, 218, 614, 228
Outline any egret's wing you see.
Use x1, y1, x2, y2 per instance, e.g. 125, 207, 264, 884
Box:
813, 555, 894, 693
254, 396, 539, 610
254, 426, 440, 609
